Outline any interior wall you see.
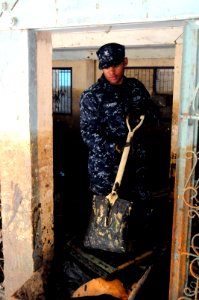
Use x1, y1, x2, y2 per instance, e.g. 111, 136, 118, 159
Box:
52, 60, 95, 129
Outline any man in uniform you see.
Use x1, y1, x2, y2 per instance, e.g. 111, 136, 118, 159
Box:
80, 42, 158, 199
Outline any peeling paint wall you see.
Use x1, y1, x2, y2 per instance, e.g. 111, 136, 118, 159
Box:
0, 30, 35, 296
0, 30, 54, 298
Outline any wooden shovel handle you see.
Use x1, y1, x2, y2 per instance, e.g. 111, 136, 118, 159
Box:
107, 115, 145, 205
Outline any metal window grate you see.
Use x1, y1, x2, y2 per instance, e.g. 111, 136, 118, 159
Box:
125, 67, 174, 95
52, 68, 72, 114
155, 68, 174, 94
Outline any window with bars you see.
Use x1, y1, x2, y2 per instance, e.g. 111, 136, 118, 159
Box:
52, 68, 72, 114
124, 67, 174, 95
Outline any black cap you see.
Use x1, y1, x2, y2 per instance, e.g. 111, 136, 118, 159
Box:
96, 43, 125, 70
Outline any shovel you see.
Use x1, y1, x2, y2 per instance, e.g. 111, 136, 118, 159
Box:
84, 115, 145, 253
106, 114, 145, 206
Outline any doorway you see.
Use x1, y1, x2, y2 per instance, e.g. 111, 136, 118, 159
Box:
50, 60, 174, 300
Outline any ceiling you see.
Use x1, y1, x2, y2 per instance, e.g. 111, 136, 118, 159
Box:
51, 20, 184, 60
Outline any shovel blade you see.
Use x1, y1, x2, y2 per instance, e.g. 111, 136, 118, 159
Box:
84, 195, 133, 253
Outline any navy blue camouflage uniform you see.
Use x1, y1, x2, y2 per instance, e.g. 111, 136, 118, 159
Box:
80, 73, 157, 206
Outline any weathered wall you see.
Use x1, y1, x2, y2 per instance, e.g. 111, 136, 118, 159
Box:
0, 30, 54, 298
0, 30, 35, 296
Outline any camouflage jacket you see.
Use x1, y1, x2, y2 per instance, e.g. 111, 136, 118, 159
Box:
80, 74, 156, 197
